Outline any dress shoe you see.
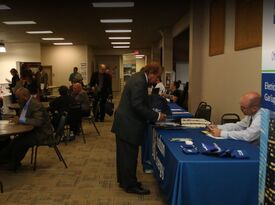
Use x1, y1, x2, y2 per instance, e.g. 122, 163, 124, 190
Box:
8, 162, 21, 171
125, 186, 150, 195
119, 181, 142, 189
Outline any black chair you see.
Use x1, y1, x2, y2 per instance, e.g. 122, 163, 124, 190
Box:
221, 113, 240, 124
31, 112, 68, 171
195, 104, 212, 121
82, 108, 101, 137
194, 101, 207, 117
82, 96, 100, 136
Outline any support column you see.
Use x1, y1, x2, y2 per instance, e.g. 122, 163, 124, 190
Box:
161, 29, 173, 73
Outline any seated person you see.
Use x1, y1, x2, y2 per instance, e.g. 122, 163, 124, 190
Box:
71, 83, 90, 117
154, 77, 166, 95
163, 80, 182, 105
49, 85, 75, 130
207, 92, 261, 145
69, 83, 90, 136
0, 88, 53, 170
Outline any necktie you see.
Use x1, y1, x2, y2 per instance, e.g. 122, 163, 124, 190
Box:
248, 116, 253, 127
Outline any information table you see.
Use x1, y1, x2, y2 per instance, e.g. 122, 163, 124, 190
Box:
151, 128, 259, 205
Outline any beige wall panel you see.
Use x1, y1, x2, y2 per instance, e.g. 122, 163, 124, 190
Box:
41, 45, 88, 86
189, 0, 261, 123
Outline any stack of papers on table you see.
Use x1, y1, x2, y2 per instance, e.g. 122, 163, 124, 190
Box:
201, 131, 226, 139
181, 118, 211, 128
155, 122, 184, 129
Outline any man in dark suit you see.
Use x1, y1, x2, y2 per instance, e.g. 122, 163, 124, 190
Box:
112, 62, 166, 195
90, 64, 112, 122
0, 87, 53, 170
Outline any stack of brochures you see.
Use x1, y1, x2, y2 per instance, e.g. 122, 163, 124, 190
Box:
155, 121, 184, 129
181, 118, 211, 128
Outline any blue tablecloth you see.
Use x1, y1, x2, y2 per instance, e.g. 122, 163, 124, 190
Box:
167, 103, 193, 119
151, 128, 259, 205
141, 103, 192, 171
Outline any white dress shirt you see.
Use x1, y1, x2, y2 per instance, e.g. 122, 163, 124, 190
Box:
155, 82, 166, 94
144, 73, 161, 121
217, 108, 262, 142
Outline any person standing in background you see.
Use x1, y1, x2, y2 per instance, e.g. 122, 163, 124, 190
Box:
35, 66, 48, 96
7, 68, 20, 103
69, 67, 83, 85
112, 62, 166, 195
89, 64, 112, 122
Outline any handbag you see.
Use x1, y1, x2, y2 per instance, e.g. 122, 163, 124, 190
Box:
105, 99, 114, 116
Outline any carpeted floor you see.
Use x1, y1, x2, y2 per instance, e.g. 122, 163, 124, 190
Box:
0, 96, 166, 205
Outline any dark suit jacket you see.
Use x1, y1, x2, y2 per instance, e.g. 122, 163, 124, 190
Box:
24, 98, 54, 144
89, 72, 112, 98
111, 71, 158, 145
49, 95, 75, 114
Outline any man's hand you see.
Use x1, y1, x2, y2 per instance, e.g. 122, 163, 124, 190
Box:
10, 116, 19, 124
158, 113, 166, 121
208, 126, 221, 137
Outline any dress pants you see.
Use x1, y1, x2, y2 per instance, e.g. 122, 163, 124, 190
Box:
116, 135, 139, 189
93, 93, 107, 121
0, 134, 35, 168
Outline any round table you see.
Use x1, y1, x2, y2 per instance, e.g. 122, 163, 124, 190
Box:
8, 102, 49, 110
0, 120, 34, 138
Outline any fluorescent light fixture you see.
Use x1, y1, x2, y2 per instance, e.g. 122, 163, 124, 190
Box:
111, 42, 130, 45
109, 37, 131, 40
53, 42, 73, 45
100, 19, 133, 23
135, 55, 144, 57
0, 42, 6, 53
92, 2, 134, 8
3, 21, 36, 25
26, 31, 53, 34
0, 5, 11, 10
42, 38, 64, 41
113, 46, 130, 48
105, 29, 132, 33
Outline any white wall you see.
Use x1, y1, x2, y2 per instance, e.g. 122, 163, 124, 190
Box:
189, 0, 261, 122
41, 45, 88, 86
0, 43, 41, 83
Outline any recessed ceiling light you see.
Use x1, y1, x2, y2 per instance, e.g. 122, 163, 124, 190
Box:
53, 43, 73, 45
109, 37, 131, 40
92, 2, 134, 8
100, 19, 133, 23
0, 5, 11, 10
113, 46, 130, 48
111, 42, 130, 45
2, 21, 36, 25
42, 38, 64, 40
135, 55, 145, 57
26, 31, 53, 34
105, 29, 132, 33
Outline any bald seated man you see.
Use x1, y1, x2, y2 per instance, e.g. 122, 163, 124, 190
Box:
207, 91, 262, 144
0, 87, 53, 170
72, 83, 90, 116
